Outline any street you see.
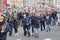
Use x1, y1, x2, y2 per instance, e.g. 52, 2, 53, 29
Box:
7, 25, 60, 40
0, 0, 60, 40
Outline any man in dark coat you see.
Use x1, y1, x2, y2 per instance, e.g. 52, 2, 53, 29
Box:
31, 13, 36, 35
17, 12, 23, 26
22, 14, 31, 37
40, 13, 46, 31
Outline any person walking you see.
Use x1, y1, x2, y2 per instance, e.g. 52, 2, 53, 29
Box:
33, 15, 40, 38
0, 15, 8, 40
17, 11, 23, 26
13, 16, 18, 36
22, 14, 31, 37
45, 16, 51, 32
39, 13, 46, 31
52, 10, 58, 25
31, 13, 36, 36
7, 16, 14, 36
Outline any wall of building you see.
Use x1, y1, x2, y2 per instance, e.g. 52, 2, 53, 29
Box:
7, 0, 23, 7
0, 0, 56, 8
24, 0, 54, 7
0, 0, 2, 8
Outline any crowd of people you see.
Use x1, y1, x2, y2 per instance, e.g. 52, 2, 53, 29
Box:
0, 8, 58, 40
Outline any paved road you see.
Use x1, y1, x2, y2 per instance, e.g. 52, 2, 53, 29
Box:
7, 25, 60, 40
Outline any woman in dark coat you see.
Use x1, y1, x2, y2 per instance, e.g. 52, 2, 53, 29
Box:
13, 16, 18, 36
0, 15, 7, 40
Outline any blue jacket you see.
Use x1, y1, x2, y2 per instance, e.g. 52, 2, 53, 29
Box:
46, 18, 51, 25
40, 15, 46, 22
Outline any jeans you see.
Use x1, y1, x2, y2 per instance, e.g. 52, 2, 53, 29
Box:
32, 26, 34, 33
23, 25, 30, 36
40, 22, 45, 31
46, 25, 50, 31
52, 19, 56, 25
18, 19, 22, 26
14, 27, 18, 33
34, 28, 40, 36
6, 22, 13, 36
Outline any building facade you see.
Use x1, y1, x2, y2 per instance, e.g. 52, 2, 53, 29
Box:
0, 0, 2, 8
7, 0, 23, 7
24, 0, 54, 8
0, 0, 58, 8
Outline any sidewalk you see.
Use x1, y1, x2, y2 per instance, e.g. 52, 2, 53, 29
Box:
7, 25, 60, 40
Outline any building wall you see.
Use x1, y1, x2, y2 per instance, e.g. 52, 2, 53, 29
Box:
56, 0, 60, 7
24, 0, 54, 6
0, 0, 55, 8
8, 0, 23, 7
0, 0, 2, 8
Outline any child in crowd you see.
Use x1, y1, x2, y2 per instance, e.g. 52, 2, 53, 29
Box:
46, 16, 51, 32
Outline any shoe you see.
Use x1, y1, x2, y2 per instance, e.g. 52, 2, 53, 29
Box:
44, 29, 45, 30
24, 35, 26, 36
9, 35, 12, 36
46, 30, 48, 32
49, 28, 51, 31
31, 33, 34, 36
41, 30, 43, 31
27, 35, 30, 37
9, 33, 12, 36
15, 33, 18, 36
34, 36, 39, 38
